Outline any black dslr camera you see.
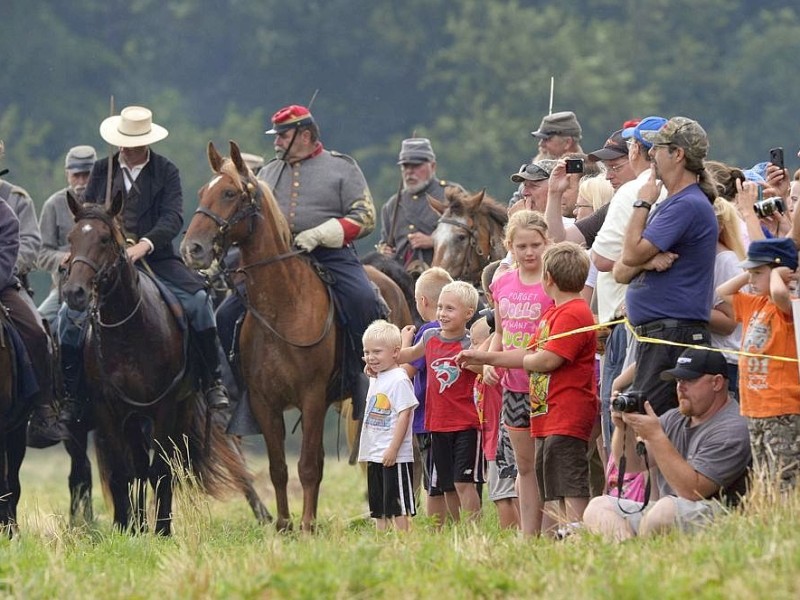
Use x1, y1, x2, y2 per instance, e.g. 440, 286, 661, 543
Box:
611, 390, 647, 414
753, 197, 786, 219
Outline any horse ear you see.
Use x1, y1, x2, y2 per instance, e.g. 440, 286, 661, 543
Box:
208, 141, 224, 173
475, 188, 486, 206
66, 189, 82, 217
428, 195, 446, 216
109, 190, 124, 218
229, 140, 247, 175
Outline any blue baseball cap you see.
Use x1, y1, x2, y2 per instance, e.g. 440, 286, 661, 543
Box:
621, 116, 668, 149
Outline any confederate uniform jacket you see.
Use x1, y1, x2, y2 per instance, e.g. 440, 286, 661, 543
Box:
257, 147, 375, 243
84, 151, 203, 292
379, 177, 463, 267
0, 180, 41, 275
0, 198, 19, 292
38, 187, 74, 288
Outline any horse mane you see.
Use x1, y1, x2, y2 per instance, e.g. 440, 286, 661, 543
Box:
218, 158, 293, 247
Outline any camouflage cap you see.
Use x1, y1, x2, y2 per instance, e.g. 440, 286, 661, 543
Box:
510, 159, 556, 183
642, 116, 709, 161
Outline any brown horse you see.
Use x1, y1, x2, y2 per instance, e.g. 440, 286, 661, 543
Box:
0, 319, 27, 536
63, 193, 267, 535
431, 188, 508, 286
182, 141, 411, 531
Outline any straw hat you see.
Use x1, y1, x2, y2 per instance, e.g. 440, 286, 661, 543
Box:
99, 106, 169, 148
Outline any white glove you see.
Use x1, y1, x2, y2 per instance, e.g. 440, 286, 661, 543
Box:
294, 218, 345, 252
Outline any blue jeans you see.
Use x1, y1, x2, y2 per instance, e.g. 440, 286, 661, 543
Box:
600, 324, 627, 452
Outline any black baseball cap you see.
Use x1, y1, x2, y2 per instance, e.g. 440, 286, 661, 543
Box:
660, 348, 728, 381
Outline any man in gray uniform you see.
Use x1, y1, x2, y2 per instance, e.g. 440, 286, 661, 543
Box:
248, 104, 383, 416
0, 140, 41, 295
378, 138, 461, 270
37, 145, 97, 325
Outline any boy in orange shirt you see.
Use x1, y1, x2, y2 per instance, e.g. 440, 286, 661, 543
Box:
718, 237, 800, 490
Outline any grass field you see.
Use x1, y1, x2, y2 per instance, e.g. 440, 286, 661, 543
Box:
2, 439, 799, 599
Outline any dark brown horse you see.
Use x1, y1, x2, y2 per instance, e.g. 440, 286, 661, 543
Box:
0, 319, 27, 536
181, 141, 411, 531
63, 193, 267, 535
431, 188, 508, 286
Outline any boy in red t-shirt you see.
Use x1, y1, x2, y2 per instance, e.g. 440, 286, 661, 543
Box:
458, 242, 597, 535
399, 281, 481, 525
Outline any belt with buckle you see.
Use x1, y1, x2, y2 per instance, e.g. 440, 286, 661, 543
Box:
634, 318, 707, 336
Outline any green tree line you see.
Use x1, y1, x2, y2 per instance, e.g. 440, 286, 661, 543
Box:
3, 0, 800, 266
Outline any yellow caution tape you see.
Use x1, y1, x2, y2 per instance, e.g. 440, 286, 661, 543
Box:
528, 317, 799, 364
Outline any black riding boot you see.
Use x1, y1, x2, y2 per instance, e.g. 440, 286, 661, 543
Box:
195, 328, 230, 410
58, 343, 85, 426
27, 395, 69, 449
27, 347, 71, 448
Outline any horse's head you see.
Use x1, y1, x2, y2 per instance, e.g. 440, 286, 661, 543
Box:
182, 141, 288, 270
431, 188, 508, 284
63, 191, 128, 312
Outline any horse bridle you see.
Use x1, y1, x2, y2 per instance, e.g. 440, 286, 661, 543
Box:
69, 215, 141, 328
193, 174, 334, 348
69, 212, 188, 408
437, 215, 488, 283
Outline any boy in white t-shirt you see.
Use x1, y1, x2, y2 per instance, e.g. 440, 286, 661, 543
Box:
358, 319, 419, 530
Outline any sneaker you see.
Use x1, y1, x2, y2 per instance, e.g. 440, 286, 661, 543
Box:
555, 522, 583, 541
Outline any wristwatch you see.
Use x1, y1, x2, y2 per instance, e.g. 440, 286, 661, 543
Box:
633, 199, 652, 210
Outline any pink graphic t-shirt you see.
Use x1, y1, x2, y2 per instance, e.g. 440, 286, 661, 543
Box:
490, 269, 554, 392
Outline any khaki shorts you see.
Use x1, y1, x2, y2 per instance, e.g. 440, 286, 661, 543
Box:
610, 495, 725, 535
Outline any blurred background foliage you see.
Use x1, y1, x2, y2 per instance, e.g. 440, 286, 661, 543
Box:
3, 0, 800, 274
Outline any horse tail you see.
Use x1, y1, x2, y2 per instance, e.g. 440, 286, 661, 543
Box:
92, 428, 116, 513
181, 395, 260, 500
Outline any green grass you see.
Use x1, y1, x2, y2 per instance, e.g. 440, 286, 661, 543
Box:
3, 444, 799, 599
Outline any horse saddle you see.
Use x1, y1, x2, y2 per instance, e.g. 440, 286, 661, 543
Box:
137, 268, 187, 331
0, 314, 39, 424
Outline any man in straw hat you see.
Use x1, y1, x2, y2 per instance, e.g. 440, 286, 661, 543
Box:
56, 106, 230, 430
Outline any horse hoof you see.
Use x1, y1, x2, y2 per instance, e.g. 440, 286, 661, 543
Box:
276, 519, 293, 533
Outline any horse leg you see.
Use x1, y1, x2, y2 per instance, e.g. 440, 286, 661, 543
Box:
257, 395, 291, 531
65, 423, 93, 526
150, 441, 173, 537
297, 394, 328, 532
126, 419, 151, 534
6, 422, 27, 533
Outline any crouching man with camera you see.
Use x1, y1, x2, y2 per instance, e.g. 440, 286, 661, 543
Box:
583, 348, 751, 541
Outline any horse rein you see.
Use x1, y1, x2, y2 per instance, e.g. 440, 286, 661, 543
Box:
437, 216, 488, 283
194, 173, 335, 348
69, 212, 188, 408
68, 222, 143, 329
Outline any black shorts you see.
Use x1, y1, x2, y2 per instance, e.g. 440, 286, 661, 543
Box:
535, 435, 590, 502
430, 429, 484, 493
366, 462, 416, 519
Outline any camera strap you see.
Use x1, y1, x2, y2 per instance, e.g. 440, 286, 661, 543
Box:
615, 426, 652, 514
